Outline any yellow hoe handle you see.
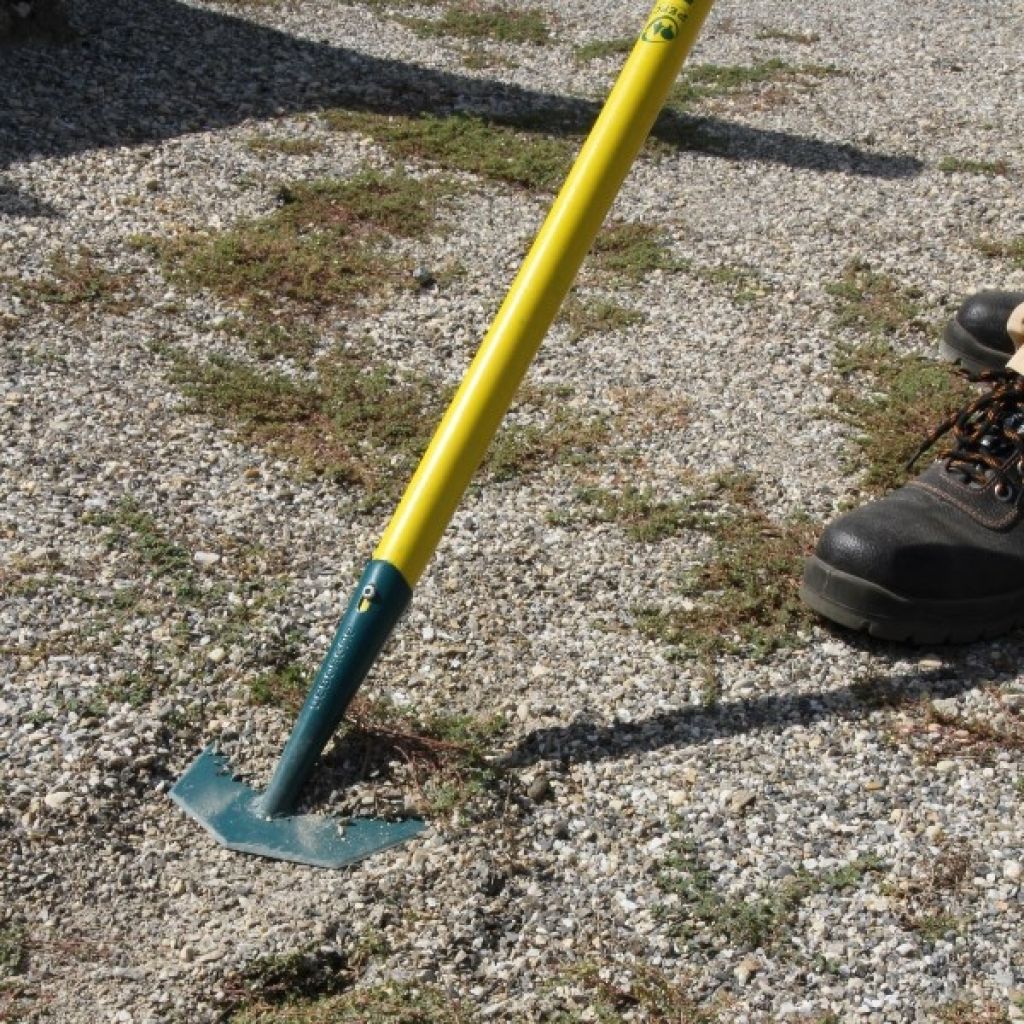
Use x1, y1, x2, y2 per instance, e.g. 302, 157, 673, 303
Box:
375, 0, 716, 587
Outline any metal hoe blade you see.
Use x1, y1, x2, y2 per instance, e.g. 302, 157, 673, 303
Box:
171, 747, 424, 869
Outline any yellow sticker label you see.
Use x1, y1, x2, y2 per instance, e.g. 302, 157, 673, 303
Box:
641, 2, 691, 43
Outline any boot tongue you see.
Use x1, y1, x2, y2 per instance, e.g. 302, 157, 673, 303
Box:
1004, 301, 1024, 372
973, 302, 1024, 468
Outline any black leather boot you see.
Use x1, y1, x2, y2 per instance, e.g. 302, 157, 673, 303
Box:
802, 370, 1024, 643
940, 289, 1024, 373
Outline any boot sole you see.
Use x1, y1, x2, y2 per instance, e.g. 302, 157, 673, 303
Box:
940, 320, 1010, 374
800, 556, 1024, 645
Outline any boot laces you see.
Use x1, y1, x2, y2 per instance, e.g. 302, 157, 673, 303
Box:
907, 369, 1024, 496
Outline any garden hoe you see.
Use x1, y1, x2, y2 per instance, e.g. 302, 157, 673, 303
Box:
171, 0, 717, 867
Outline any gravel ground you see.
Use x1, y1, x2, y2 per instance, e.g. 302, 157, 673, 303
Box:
2, 1, 1023, 1021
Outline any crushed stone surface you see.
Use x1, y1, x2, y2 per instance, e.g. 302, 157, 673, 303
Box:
2, 1, 1023, 1021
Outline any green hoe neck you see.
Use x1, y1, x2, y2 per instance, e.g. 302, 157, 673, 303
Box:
258, 560, 412, 818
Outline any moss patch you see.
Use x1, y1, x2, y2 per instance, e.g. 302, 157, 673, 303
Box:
937, 156, 1011, 177
325, 110, 576, 191
667, 58, 840, 110
8, 251, 136, 314
825, 259, 975, 494
399, 3, 551, 45
171, 345, 443, 503
559, 295, 644, 342
574, 485, 697, 543
588, 221, 683, 280
830, 340, 975, 495
232, 982, 474, 1024
548, 962, 726, 1023
573, 35, 634, 63
629, 473, 817, 671
755, 28, 820, 45
976, 235, 1024, 269
156, 169, 452, 311
246, 135, 324, 157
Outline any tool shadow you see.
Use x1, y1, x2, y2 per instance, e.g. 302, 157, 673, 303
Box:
502, 655, 1009, 769
1, 0, 922, 217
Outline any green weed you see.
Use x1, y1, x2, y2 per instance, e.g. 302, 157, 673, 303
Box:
225, 947, 354, 1015
345, 698, 507, 817
104, 673, 161, 709
933, 999, 1015, 1023
483, 392, 611, 482
922, 701, 1024, 760
906, 912, 962, 943
221, 319, 322, 365
886, 840, 973, 945
250, 662, 309, 711
171, 345, 442, 503
695, 262, 770, 303
657, 842, 888, 956
173, 343, 606, 504
825, 259, 975, 493
822, 853, 885, 890
90, 498, 192, 577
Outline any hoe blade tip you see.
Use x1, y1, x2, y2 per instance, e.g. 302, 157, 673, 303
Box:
170, 746, 424, 869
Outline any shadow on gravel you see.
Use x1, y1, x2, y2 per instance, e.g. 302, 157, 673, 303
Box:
504, 662, 996, 767
0, 0, 922, 198
0, 179, 57, 218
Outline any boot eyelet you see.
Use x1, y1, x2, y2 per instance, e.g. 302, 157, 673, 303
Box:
994, 481, 1015, 502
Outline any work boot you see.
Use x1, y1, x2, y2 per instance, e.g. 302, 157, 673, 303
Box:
801, 367, 1024, 643
940, 288, 1024, 373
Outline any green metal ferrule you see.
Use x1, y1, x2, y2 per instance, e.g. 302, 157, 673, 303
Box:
259, 560, 412, 817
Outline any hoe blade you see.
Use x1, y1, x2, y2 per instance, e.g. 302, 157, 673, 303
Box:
170, 747, 424, 869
